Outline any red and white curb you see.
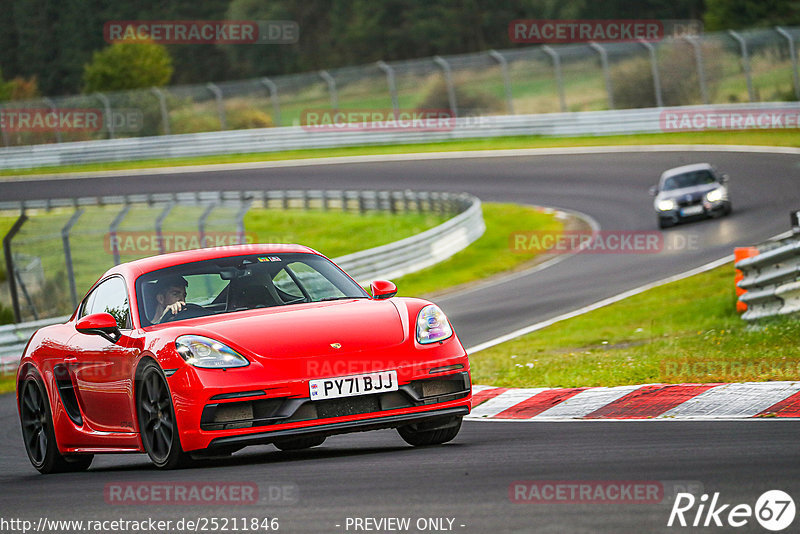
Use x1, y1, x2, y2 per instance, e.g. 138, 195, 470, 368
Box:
467, 382, 800, 420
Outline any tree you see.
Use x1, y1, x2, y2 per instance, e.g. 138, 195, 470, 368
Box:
704, 0, 800, 30
0, 67, 13, 101
83, 41, 173, 93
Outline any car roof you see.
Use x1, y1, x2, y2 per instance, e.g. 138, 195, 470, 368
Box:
660, 163, 714, 181
105, 244, 320, 280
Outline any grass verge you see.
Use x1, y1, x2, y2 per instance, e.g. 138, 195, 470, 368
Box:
470, 262, 800, 388
1, 130, 798, 178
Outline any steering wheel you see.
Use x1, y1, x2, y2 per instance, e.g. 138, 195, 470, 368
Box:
160, 303, 205, 323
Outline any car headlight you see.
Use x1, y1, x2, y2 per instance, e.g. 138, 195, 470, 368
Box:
706, 188, 724, 202
175, 335, 249, 368
416, 305, 453, 344
657, 199, 676, 211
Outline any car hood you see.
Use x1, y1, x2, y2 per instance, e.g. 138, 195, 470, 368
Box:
174, 299, 406, 359
657, 183, 719, 201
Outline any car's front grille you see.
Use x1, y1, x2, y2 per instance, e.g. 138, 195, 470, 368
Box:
200, 372, 471, 431
317, 395, 382, 419
676, 193, 704, 207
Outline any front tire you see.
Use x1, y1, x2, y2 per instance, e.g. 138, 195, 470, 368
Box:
397, 416, 462, 446
136, 360, 192, 469
19, 371, 93, 474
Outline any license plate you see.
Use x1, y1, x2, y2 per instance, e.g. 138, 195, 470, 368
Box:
309, 370, 398, 401
681, 205, 704, 216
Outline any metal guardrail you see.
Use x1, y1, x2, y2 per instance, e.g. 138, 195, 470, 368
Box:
0, 191, 484, 373
1, 102, 798, 171
1, 26, 797, 148
0, 315, 68, 374
737, 231, 800, 321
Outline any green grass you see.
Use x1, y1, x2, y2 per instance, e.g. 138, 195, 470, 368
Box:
470, 262, 800, 388
1, 129, 798, 178
395, 203, 563, 297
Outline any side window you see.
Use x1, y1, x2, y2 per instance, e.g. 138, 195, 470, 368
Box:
82, 277, 131, 329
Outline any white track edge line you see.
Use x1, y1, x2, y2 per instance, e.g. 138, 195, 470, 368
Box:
465, 254, 734, 355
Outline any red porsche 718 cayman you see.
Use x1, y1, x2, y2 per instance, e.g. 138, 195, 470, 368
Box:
16, 244, 472, 473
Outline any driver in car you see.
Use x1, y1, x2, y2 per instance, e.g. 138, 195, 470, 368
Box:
152, 276, 188, 324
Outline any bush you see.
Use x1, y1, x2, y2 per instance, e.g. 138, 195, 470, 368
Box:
83, 41, 173, 93
612, 42, 723, 108
416, 75, 501, 116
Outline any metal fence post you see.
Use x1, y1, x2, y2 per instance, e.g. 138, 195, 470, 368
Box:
3, 212, 28, 322
776, 27, 799, 100
61, 209, 84, 308
639, 40, 664, 107
542, 46, 567, 112
43, 97, 62, 143
260, 77, 282, 126
684, 35, 709, 104
0, 102, 8, 147
589, 42, 614, 109
488, 50, 514, 114
155, 200, 175, 255
198, 202, 216, 247
150, 87, 170, 135
235, 199, 252, 244
109, 203, 131, 266
728, 30, 755, 102
376, 61, 399, 113
93, 92, 114, 139
206, 83, 227, 130
319, 70, 338, 111
433, 56, 458, 117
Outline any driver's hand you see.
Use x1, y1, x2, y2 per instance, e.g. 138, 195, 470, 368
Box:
159, 301, 186, 321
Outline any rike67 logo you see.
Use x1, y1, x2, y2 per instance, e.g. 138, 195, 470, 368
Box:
668, 490, 795, 531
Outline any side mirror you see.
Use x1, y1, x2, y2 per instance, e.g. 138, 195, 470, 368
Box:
649, 185, 658, 196
720, 174, 729, 184
370, 280, 397, 300
76, 312, 122, 343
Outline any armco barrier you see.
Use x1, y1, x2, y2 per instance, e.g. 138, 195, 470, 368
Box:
736, 232, 800, 321
0, 191, 484, 371
0, 316, 68, 374
1, 102, 799, 170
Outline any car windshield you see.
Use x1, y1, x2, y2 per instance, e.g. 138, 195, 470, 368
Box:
661, 170, 716, 191
136, 252, 369, 326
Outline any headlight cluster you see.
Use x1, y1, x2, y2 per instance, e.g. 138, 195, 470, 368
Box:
416, 305, 453, 344
175, 335, 249, 368
706, 188, 724, 202
657, 199, 676, 211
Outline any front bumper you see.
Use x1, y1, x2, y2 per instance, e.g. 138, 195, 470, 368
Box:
169, 363, 472, 451
658, 200, 727, 224
208, 406, 469, 450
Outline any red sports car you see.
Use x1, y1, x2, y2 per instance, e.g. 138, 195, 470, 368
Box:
16, 244, 472, 473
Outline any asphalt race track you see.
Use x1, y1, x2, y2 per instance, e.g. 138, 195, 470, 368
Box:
1, 148, 799, 532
